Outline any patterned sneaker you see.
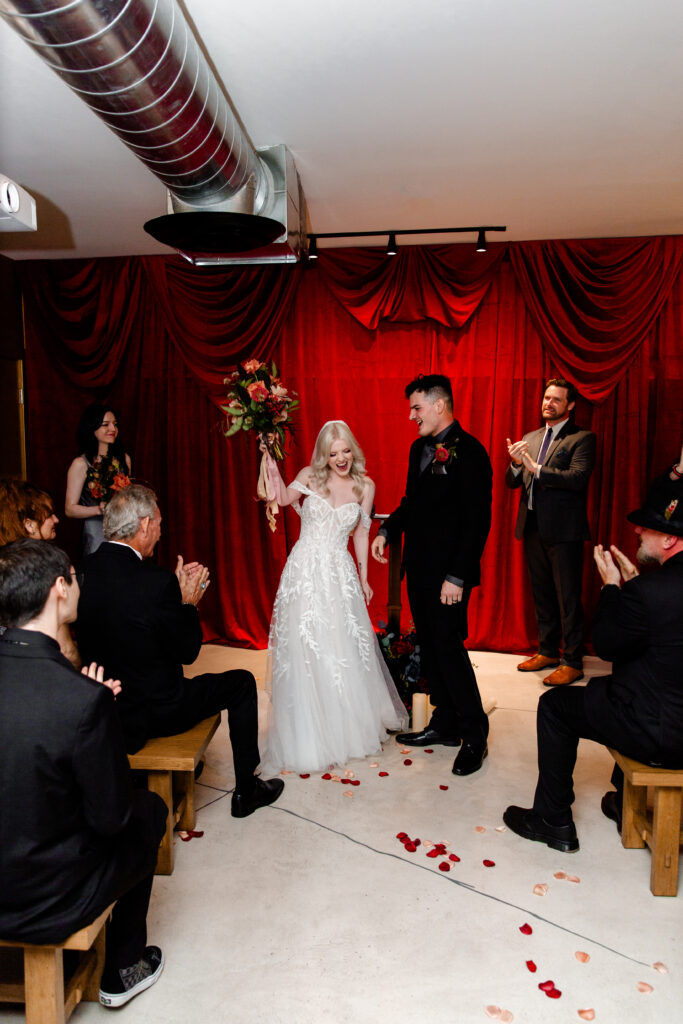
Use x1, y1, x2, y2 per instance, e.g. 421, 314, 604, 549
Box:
99, 945, 164, 1007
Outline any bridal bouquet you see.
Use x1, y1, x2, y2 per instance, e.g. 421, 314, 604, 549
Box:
221, 358, 299, 530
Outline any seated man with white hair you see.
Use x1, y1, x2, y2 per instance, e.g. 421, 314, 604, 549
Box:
76, 483, 284, 818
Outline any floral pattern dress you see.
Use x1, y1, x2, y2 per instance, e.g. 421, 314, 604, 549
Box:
262, 482, 408, 774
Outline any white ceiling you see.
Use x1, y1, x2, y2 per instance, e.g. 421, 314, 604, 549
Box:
1, 0, 682, 261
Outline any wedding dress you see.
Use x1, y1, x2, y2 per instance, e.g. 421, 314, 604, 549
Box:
262, 481, 408, 774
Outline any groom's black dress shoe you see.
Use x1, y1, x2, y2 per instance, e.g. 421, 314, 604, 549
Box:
503, 805, 579, 852
395, 727, 461, 747
451, 742, 488, 776
231, 777, 285, 818
600, 790, 622, 834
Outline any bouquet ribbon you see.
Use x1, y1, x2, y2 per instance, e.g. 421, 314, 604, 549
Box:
257, 452, 279, 532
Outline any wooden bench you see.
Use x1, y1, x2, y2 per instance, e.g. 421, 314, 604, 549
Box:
128, 714, 221, 875
608, 748, 683, 896
0, 903, 113, 1024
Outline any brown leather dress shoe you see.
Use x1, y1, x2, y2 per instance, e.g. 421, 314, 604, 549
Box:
543, 665, 584, 686
517, 654, 560, 672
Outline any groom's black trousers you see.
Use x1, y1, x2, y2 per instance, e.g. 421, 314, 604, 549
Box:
407, 580, 488, 745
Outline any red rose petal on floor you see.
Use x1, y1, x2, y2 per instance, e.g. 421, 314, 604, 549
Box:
424, 748, 434, 753
538, 981, 555, 992
438, 861, 451, 871
321, 773, 332, 780
379, 771, 389, 777
350, 779, 360, 786
396, 832, 408, 839
404, 758, 413, 765
546, 988, 561, 999
519, 923, 533, 935
341, 778, 350, 784
404, 842, 417, 852
483, 859, 496, 867
413, 838, 421, 846
526, 960, 537, 973
299, 773, 310, 779
426, 849, 439, 858
439, 784, 449, 790
448, 854, 460, 862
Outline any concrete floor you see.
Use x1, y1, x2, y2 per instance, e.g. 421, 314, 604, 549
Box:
4, 648, 682, 1023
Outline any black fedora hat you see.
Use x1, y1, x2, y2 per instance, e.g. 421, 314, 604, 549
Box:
627, 473, 683, 537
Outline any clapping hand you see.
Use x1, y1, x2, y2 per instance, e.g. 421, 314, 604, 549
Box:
506, 437, 529, 466
81, 661, 122, 698
594, 544, 639, 587
176, 555, 211, 605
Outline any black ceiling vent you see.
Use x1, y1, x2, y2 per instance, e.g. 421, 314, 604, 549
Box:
144, 212, 285, 254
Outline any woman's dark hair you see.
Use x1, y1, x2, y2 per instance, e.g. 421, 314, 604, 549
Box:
0, 478, 54, 544
0, 538, 72, 627
77, 403, 127, 464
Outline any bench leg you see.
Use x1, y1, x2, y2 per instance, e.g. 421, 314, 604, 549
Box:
649, 786, 682, 897
81, 919, 107, 1002
24, 947, 65, 1024
147, 770, 174, 875
176, 770, 196, 831
621, 777, 647, 849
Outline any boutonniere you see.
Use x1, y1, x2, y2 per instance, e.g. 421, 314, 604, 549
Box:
431, 439, 459, 474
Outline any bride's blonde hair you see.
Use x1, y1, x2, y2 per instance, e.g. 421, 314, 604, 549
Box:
309, 421, 367, 499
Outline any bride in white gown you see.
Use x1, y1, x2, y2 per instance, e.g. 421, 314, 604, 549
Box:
261, 421, 408, 774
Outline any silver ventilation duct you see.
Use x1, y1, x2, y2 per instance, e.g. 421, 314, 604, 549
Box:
0, 0, 306, 262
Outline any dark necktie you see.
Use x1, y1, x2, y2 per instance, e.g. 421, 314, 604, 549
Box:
528, 427, 553, 510
420, 442, 437, 474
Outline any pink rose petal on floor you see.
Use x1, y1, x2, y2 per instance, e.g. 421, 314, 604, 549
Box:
533, 883, 548, 896
299, 773, 310, 779
526, 960, 537, 973
342, 790, 353, 799
449, 853, 460, 862
499, 1011, 514, 1023
400, 748, 412, 754
475, 825, 486, 833
554, 871, 567, 879
423, 840, 434, 848
484, 1007, 502, 1019
637, 982, 653, 994
403, 758, 413, 765
439, 784, 449, 790
378, 771, 389, 776
369, 762, 379, 768
566, 875, 580, 883
575, 952, 590, 964
577, 1011, 595, 1021
331, 774, 341, 782
483, 859, 496, 867
280, 770, 292, 775
495, 825, 507, 832
653, 962, 668, 973
519, 923, 533, 935
344, 769, 354, 778
439, 861, 451, 871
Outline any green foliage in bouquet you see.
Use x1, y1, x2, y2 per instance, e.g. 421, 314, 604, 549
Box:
221, 358, 299, 460
376, 622, 427, 713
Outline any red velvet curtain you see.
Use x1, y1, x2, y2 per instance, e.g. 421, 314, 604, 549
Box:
18, 240, 683, 652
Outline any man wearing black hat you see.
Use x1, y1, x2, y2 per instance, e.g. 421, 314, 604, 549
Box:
503, 461, 683, 852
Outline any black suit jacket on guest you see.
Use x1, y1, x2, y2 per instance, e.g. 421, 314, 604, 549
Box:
586, 551, 683, 766
382, 420, 493, 589
0, 629, 132, 942
505, 422, 596, 543
76, 542, 203, 752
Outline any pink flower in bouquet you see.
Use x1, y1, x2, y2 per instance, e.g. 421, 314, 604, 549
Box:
247, 381, 269, 403
243, 359, 264, 374
270, 383, 289, 398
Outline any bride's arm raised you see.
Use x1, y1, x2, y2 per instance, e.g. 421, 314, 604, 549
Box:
265, 451, 311, 507
352, 477, 376, 604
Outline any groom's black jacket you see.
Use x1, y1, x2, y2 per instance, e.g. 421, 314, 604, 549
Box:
382, 420, 492, 589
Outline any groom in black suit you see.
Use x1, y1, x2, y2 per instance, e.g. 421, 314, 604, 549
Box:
372, 374, 492, 776
76, 484, 283, 818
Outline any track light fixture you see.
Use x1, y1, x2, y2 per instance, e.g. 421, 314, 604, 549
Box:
306, 225, 505, 259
